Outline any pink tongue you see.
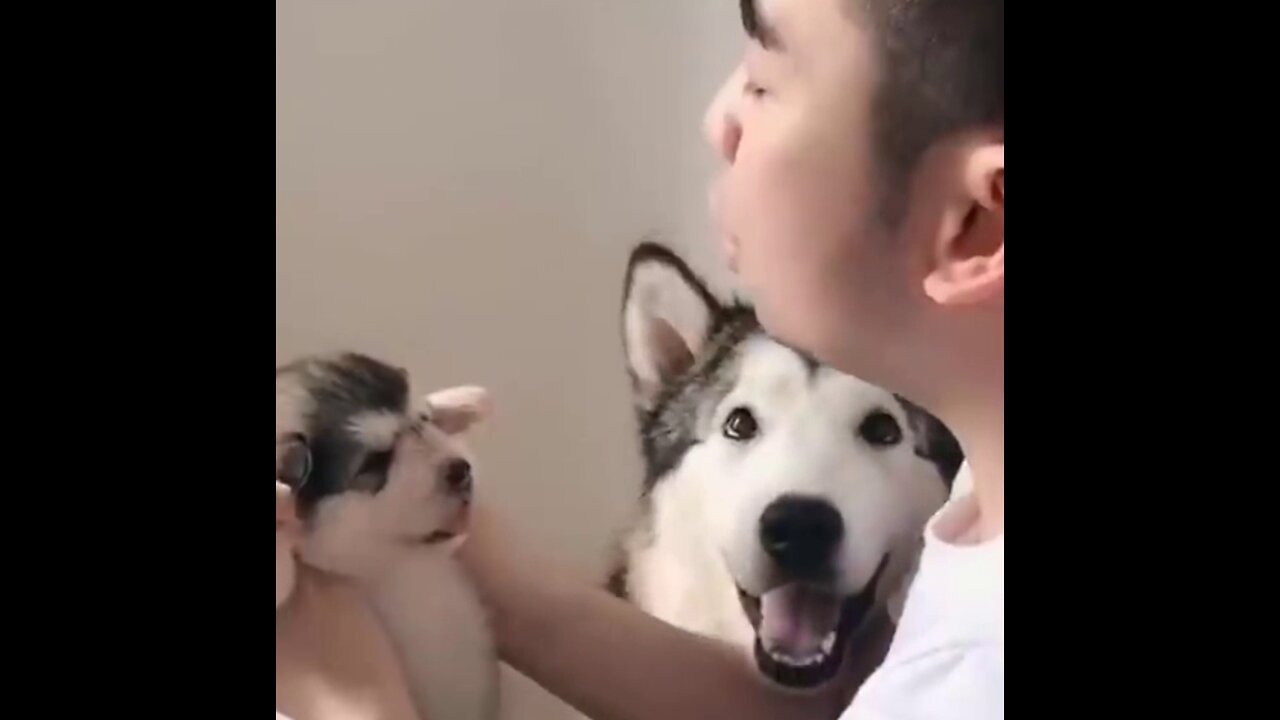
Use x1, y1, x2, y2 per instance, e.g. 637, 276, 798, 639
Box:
759, 584, 841, 658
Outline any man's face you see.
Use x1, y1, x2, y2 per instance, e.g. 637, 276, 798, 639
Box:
706, 0, 919, 388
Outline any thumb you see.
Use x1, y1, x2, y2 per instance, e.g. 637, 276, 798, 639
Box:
276, 480, 302, 609
276, 481, 300, 533
276, 528, 298, 609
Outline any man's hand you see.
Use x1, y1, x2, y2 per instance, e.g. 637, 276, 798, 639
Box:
277, 481, 302, 608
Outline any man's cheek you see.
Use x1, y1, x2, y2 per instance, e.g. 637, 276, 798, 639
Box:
728, 165, 791, 241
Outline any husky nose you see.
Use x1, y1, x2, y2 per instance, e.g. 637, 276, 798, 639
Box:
759, 496, 844, 576
442, 459, 473, 499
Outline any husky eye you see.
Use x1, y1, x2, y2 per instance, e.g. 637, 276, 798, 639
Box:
723, 407, 760, 442
859, 411, 902, 447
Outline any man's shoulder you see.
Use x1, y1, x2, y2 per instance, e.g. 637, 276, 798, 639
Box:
844, 638, 1003, 720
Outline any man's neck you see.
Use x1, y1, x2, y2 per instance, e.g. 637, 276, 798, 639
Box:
942, 394, 1004, 542
964, 425, 1003, 542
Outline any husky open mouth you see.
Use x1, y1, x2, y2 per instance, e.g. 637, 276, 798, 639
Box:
735, 555, 889, 689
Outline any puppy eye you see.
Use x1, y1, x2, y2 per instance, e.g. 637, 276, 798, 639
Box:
858, 411, 903, 447
277, 433, 312, 489
722, 407, 760, 442
357, 450, 394, 478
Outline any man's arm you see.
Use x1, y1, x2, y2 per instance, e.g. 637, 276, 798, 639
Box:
459, 507, 847, 720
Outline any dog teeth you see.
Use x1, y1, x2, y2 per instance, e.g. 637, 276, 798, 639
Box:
767, 645, 833, 668
821, 631, 836, 655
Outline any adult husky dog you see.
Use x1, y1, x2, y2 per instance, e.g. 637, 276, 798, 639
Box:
608, 242, 962, 691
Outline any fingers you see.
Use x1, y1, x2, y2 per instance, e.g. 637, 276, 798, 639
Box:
424, 386, 493, 435
277, 479, 304, 556
277, 480, 302, 608
277, 525, 299, 609
277, 481, 298, 527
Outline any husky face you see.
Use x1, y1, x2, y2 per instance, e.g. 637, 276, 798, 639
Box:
615, 243, 961, 690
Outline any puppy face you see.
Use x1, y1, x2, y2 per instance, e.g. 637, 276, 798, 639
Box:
276, 353, 490, 579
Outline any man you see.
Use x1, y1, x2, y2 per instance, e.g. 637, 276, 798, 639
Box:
461, 0, 1004, 718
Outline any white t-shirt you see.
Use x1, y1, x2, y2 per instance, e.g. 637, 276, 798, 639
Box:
843, 464, 1004, 720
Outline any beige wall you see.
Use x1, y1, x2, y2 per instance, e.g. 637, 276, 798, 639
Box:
277, 1, 739, 717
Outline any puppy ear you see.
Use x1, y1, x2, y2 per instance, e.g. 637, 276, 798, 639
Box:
622, 242, 722, 411
276, 433, 312, 490
426, 386, 492, 435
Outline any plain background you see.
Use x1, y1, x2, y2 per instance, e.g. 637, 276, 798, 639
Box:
277, 1, 740, 717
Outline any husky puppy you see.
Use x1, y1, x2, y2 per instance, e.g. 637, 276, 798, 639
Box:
609, 243, 963, 692
276, 352, 497, 720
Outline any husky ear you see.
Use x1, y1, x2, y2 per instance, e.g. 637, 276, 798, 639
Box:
622, 243, 722, 410
425, 385, 492, 436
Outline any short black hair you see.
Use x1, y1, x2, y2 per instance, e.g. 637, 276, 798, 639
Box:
739, 0, 782, 50
861, 0, 1003, 223
740, 0, 1004, 224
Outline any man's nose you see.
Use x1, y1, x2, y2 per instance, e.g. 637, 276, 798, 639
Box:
704, 65, 744, 163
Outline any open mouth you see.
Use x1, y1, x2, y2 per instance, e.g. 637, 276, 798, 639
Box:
736, 555, 889, 689
418, 505, 471, 545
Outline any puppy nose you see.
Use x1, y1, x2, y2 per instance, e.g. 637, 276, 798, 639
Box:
759, 496, 844, 577
442, 459, 472, 499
